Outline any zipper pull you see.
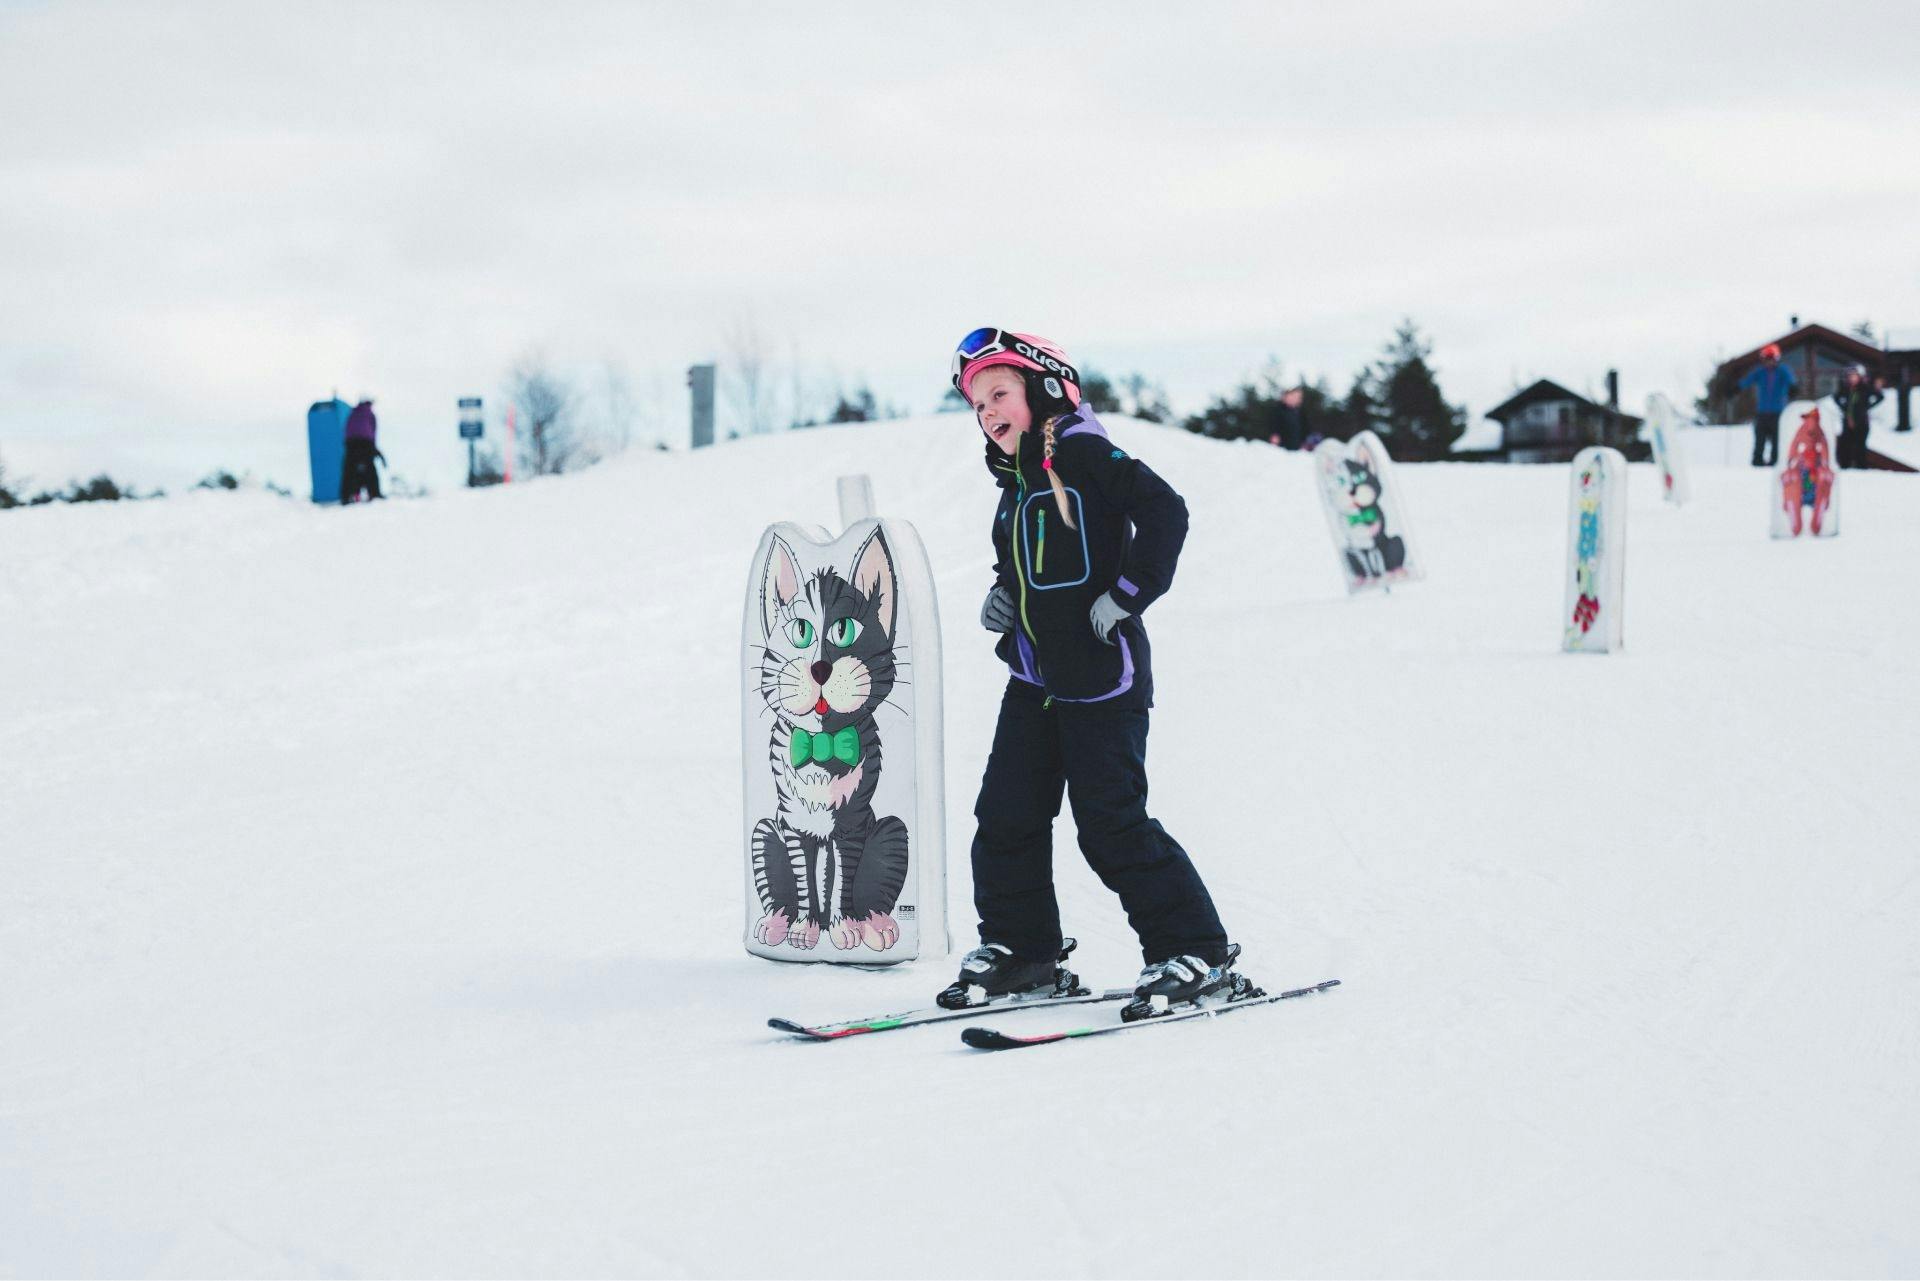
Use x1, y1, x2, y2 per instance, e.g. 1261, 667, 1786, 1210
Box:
1036, 508, 1046, 574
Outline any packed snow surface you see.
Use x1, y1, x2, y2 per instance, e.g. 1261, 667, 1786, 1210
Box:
3, 416, 1917, 1278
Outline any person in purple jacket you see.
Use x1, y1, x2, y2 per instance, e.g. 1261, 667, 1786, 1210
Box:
340, 399, 385, 503
934, 327, 1250, 1024
1738, 344, 1797, 467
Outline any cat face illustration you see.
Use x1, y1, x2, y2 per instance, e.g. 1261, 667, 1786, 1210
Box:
757, 528, 898, 730
1341, 457, 1381, 507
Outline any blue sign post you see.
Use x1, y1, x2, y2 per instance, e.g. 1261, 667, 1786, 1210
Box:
459, 396, 484, 486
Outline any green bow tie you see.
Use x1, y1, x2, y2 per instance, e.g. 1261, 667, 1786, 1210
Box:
790, 725, 862, 768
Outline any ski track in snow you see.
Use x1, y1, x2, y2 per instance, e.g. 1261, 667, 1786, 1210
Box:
3, 417, 1917, 1277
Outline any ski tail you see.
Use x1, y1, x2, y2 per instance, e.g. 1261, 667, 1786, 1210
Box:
961, 979, 1340, 1051
770, 986, 1133, 1041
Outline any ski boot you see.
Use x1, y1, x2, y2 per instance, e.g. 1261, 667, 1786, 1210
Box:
936, 938, 1086, 1010
1120, 943, 1261, 1022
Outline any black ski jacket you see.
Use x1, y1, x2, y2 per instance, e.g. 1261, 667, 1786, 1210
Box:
984, 405, 1188, 709
1832, 383, 1883, 431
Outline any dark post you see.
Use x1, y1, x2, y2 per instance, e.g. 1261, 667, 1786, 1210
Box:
458, 396, 484, 485
688, 364, 716, 449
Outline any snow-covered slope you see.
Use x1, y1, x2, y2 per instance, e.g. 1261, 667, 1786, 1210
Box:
4, 416, 1917, 1277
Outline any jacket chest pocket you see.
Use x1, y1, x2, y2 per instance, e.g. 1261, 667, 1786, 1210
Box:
1020, 488, 1089, 590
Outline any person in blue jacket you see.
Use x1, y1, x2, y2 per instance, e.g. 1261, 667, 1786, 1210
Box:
935, 328, 1245, 1020
1738, 344, 1797, 467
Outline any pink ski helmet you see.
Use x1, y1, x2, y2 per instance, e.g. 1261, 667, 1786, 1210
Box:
952, 327, 1082, 408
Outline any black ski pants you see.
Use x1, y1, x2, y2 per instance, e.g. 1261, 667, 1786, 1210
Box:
340, 438, 382, 502
1752, 412, 1780, 467
1837, 424, 1870, 469
970, 679, 1229, 967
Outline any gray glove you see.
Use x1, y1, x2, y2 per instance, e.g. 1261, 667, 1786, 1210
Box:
980, 584, 1017, 634
1089, 591, 1130, 644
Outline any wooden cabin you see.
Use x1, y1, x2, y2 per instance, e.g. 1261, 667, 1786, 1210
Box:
1481, 379, 1645, 465
1707, 322, 1918, 432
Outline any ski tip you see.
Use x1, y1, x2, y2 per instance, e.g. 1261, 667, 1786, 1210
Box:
961, 1026, 1064, 1051
768, 1018, 829, 1040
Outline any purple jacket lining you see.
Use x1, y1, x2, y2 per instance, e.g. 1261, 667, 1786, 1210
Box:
1047, 634, 1134, 703
1058, 405, 1113, 441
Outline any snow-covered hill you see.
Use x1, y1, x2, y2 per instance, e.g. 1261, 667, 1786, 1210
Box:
3, 416, 1917, 1277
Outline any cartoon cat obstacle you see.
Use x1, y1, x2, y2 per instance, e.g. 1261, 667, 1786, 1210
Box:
740, 519, 948, 964
1313, 430, 1424, 594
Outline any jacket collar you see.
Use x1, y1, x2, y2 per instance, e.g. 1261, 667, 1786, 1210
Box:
981, 405, 1110, 489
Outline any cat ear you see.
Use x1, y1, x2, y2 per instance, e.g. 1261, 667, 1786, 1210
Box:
761, 535, 801, 639
850, 526, 896, 638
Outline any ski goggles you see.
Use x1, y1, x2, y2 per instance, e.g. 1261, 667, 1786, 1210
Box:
950, 327, 1081, 395
951, 327, 1015, 392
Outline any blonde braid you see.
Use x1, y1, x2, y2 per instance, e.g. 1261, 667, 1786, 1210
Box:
1041, 416, 1077, 530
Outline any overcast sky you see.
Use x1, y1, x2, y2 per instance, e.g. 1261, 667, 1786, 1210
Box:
3, 1, 1917, 490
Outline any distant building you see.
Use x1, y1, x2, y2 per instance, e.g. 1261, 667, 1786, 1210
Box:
1706, 321, 1919, 432
1480, 377, 1645, 465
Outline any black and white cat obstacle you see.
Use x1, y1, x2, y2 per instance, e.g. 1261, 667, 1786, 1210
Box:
740, 516, 949, 964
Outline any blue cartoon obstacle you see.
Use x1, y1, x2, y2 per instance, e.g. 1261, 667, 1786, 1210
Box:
306, 398, 351, 504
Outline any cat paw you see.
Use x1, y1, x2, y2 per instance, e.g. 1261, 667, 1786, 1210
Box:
754, 909, 791, 948
828, 916, 863, 950
860, 912, 900, 951
787, 918, 821, 950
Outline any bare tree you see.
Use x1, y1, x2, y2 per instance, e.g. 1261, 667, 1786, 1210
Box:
601, 357, 638, 455
507, 352, 582, 475
723, 314, 776, 436
634, 366, 672, 450
1122, 372, 1172, 423
787, 337, 815, 429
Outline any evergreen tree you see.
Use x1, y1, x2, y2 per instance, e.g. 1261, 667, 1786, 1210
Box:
1183, 358, 1281, 442
1081, 370, 1122, 415
1324, 372, 1378, 443
1370, 320, 1463, 460
1181, 383, 1277, 441
829, 386, 878, 423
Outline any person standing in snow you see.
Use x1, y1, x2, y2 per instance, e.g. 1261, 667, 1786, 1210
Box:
1832, 365, 1884, 470
938, 328, 1248, 1022
340, 399, 386, 503
1738, 344, 1796, 468
1271, 386, 1309, 450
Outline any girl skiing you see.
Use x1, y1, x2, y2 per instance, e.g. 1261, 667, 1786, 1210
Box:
937, 328, 1247, 1021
